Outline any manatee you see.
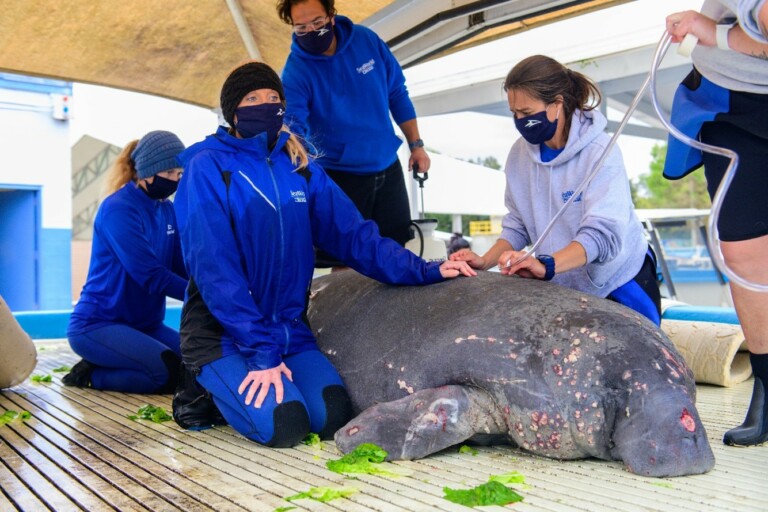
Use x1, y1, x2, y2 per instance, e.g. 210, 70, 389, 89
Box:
307, 271, 715, 477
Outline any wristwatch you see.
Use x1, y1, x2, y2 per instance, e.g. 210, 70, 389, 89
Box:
408, 138, 424, 151
716, 22, 735, 51
536, 254, 556, 281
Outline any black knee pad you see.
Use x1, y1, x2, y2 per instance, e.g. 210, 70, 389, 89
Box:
266, 401, 310, 448
317, 385, 354, 439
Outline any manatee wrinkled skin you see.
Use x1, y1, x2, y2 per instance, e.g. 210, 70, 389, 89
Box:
308, 271, 715, 477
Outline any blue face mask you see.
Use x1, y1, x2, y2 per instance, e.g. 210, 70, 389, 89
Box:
296, 21, 334, 55
514, 106, 559, 145
144, 174, 179, 200
234, 103, 285, 146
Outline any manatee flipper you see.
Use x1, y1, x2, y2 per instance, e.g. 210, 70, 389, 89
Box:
0, 294, 37, 389
334, 385, 508, 460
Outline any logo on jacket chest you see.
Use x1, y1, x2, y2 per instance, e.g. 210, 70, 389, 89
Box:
291, 190, 307, 203
166, 224, 175, 235
356, 58, 375, 75
561, 190, 583, 203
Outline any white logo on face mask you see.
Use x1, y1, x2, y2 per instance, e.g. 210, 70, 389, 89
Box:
277, 108, 285, 116
524, 119, 542, 128
317, 27, 329, 36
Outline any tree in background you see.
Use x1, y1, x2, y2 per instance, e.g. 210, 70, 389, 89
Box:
633, 143, 710, 209
465, 156, 502, 170
422, 213, 489, 238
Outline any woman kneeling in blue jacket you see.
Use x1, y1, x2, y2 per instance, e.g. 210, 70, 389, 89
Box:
173, 61, 475, 447
65, 131, 188, 393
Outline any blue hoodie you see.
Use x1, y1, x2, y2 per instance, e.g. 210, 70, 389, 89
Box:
174, 127, 442, 371
68, 182, 187, 335
281, 15, 416, 173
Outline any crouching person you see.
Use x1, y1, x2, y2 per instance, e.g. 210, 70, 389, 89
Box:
172, 62, 475, 446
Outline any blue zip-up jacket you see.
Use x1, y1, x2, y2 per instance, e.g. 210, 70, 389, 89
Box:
174, 127, 442, 371
68, 182, 188, 335
281, 15, 416, 172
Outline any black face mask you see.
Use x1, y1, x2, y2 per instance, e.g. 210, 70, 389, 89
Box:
144, 175, 179, 200
234, 103, 285, 146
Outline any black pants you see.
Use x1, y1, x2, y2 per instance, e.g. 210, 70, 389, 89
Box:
316, 159, 412, 267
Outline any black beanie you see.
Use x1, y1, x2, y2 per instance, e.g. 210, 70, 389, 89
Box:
220, 62, 285, 127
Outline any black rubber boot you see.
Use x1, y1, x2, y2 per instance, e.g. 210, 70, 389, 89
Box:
724, 353, 768, 446
62, 359, 94, 387
172, 363, 227, 431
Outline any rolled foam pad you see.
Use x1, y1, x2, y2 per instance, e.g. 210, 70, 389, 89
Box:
0, 294, 38, 389
661, 319, 750, 387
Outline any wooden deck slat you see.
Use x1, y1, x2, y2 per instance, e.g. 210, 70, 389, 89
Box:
14, 383, 255, 512
2, 340, 768, 512
0, 391, 178, 512
0, 428, 82, 512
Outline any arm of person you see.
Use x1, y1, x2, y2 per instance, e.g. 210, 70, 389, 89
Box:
170, 210, 189, 282
98, 205, 187, 300
398, 118, 430, 173
667, 8, 768, 58
500, 241, 587, 279
280, 64, 311, 140
174, 156, 282, 372
308, 163, 474, 283
450, 238, 513, 271
377, 35, 431, 173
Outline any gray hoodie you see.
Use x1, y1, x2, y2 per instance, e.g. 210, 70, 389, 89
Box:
500, 109, 647, 298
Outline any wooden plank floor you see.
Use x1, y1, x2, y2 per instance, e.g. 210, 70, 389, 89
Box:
1, 340, 767, 512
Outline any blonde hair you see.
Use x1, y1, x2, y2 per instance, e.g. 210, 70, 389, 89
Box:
283, 128, 310, 170
103, 140, 139, 196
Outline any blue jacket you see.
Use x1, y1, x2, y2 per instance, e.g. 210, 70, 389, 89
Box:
281, 15, 416, 173
174, 127, 442, 371
68, 182, 187, 335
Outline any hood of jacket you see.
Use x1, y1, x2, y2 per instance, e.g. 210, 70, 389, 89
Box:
522, 109, 608, 167
178, 126, 291, 166
288, 15, 355, 61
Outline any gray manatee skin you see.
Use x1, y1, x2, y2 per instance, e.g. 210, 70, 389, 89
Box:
307, 270, 715, 478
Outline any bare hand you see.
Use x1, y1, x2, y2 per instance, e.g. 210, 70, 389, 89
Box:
666, 10, 716, 46
498, 250, 543, 279
449, 248, 485, 269
409, 147, 431, 173
238, 363, 293, 408
439, 259, 477, 278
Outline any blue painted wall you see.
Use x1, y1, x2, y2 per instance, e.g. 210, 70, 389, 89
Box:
39, 228, 72, 309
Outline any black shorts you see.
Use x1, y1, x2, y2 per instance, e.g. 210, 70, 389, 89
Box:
701, 89, 768, 242
316, 159, 412, 267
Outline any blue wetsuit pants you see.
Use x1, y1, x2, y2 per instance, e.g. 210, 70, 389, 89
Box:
68, 323, 181, 393
197, 349, 351, 446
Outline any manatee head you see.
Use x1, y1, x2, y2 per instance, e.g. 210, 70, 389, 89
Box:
610, 384, 715, 477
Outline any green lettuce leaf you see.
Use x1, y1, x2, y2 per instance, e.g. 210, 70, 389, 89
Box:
285, 487, 357, 503
326, 443, 409, 477
443, 481, 524, 507
128, 404, 173, 423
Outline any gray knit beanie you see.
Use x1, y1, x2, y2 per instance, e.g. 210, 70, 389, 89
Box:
131, 130, 185, 179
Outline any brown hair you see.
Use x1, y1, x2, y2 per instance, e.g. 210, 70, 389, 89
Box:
103, 140, 139, 196
504, 55, 602, 141
276, 0, 336, 24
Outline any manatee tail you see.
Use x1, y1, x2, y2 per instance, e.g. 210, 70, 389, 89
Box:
334, 385, 507, 460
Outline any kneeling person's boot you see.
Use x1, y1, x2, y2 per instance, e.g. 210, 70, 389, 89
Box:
724, 353, 768, 446
172, 363, 226, 431
62, 359, 94, 388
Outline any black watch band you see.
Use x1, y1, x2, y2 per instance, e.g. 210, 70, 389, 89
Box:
536, 254, 556, 281
408, 138, 424, 151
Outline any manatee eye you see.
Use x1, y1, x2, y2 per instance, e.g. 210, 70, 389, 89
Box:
680, 408, 696, 432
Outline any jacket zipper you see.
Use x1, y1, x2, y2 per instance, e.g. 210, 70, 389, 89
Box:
266, 156, 290, 354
